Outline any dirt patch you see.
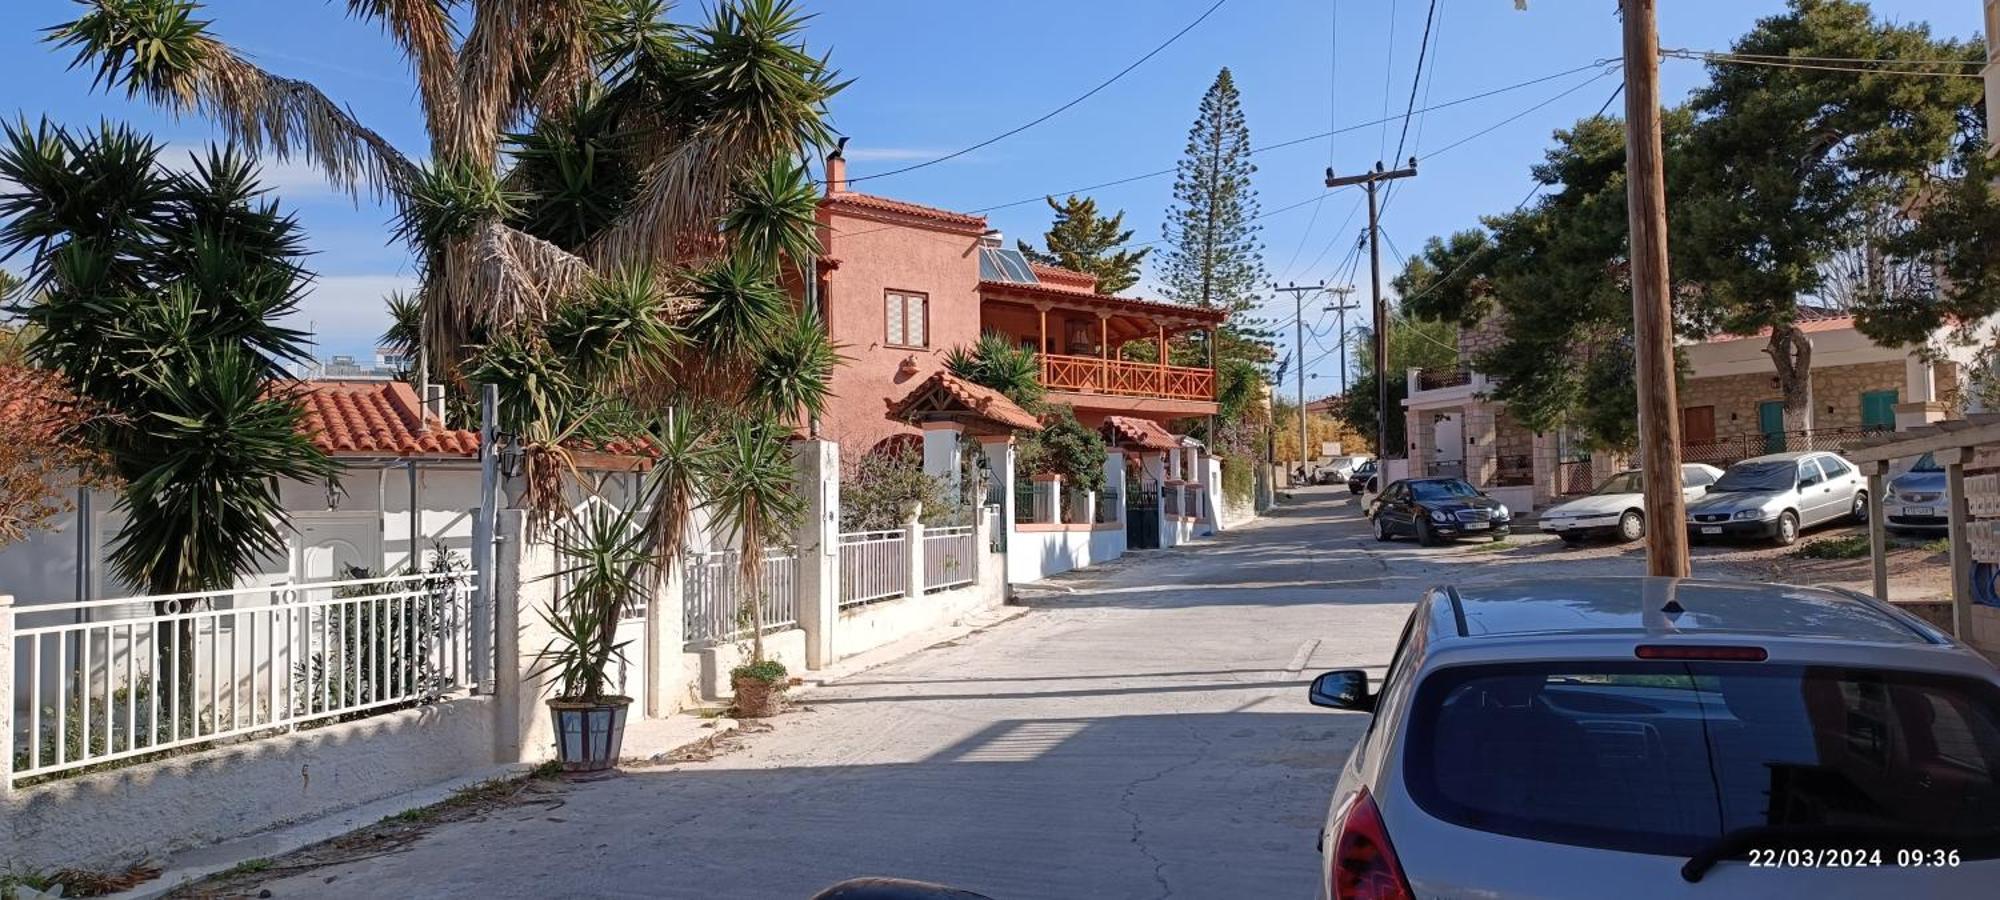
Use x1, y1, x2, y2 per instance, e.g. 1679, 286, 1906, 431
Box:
164, 763, 570, 900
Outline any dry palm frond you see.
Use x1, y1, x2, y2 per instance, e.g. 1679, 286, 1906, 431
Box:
48, 2, 418, 201
431, 220, 594, 360
585, 132, 737, 269
448, 0, 595, 168
343, 0, 463, 145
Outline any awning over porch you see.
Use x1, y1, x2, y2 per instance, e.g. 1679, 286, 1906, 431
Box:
886, 370, 1044, 436
1101, 415, 1178, 451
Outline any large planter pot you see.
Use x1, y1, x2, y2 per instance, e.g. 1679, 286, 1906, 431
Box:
547, 696, 632, 772
731, 675, 786, 718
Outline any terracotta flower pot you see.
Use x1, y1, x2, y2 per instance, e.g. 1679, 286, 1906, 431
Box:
731, 674, 785, 718
547, 696, 632, 772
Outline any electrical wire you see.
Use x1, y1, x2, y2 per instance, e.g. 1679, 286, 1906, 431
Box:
1392, 0, 1440, 164
1275, 3, 1347, 282
840, 0, 1233, 186
1662, 48, 1985, 79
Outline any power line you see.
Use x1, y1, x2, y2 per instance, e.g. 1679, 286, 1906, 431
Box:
1378, 0, 1400, 161
840, 0, 1233, 186
1420, 65, 1622, 160
1391, 0, 1440, 163
1662, 48, 1986, 79
1275, 3, 1347, 282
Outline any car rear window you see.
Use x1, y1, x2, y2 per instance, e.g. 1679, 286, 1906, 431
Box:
1404, 662, 2000, 857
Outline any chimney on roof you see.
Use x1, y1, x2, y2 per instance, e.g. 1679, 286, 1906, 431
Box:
825, 136, 849, 196
426, 384, 446, 428
979, 228, 1003, 248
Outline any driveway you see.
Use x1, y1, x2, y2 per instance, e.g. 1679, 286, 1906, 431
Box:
220, 485, 1913, 899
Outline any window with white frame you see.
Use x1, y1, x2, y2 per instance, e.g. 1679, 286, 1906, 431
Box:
886, 290, 928, 347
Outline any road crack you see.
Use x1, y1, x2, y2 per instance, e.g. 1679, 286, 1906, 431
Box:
1116, 713, 1214, 900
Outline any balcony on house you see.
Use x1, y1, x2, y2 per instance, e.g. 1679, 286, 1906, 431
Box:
976, 246, 1226, 417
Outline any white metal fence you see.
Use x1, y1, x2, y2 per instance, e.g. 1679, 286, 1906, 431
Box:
682, 548, 800, 648
7, 572, 475, 786
839, 530, 908, 608
922, 526, 978, 592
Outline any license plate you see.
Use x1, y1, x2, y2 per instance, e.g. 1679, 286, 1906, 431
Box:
1464, 521, 1489, 530
1701, 526, 1723, 535
1908, 507, 1934, 517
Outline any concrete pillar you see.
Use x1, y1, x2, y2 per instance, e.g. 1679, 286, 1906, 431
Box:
1032, 474, 1062, 524
1, 593, 12, 795
981, 435, 1016, 553
643, 556, 685, 718
1463, 402, 1498, 487
1530, 431, 1560, 507
1074, 489, 1098, 525
904, 512, 925, 599
792, 439, 839, 670
1896, 353, 1949, 430
493, 508, 557, 765
1943, 446, 1973, 638
921, 422, 965, 499
1103, 450, 1126, 524
1866, 459, 1890, 601
1410, 411, 1436, 475
1142, 451, 1171, 545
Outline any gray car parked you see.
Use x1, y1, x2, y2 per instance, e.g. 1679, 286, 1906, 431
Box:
1683, 451, 1867, 546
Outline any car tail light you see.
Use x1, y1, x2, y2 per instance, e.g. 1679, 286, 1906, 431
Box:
1330, 787, 1413, 900
1635, 644, 1768, 661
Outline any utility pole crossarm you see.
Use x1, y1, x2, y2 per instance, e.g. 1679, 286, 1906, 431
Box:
1326, 161, 1418, 461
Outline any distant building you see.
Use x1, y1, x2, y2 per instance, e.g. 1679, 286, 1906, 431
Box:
300, 353, 400, 381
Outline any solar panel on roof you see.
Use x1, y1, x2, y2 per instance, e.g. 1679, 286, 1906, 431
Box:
978, 247, 1040, 284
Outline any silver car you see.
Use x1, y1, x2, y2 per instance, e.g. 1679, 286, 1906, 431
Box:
1684, 451, 1867, 545
1539, 464, 1724, 543
1308, 577, 2000, 899
1886, 452, 1947, 533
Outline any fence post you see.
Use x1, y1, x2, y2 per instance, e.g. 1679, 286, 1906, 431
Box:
470, 383, 499, 693
793, 439, 839, 670
492, 508, 558, 764
644, 556, 685, 718
904, 509, 925, 599
1, 593, 13, 795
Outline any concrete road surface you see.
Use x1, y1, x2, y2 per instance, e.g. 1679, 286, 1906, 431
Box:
246, 487, 1648, 900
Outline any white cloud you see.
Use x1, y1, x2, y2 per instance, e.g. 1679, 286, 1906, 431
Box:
291, 273, 416, 355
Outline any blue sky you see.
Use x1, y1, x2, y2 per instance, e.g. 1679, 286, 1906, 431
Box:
0, 0, 1982, 391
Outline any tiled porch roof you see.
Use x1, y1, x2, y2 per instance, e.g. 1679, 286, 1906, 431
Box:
978, 278, 1228, 327
1101, 415, 1179, 451
886, 370, 1043, 435
1704, 309, 1856, 344
296, 380, 480, 457
822, 190, 988, 234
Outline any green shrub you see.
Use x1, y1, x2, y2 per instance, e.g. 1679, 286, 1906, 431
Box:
732, 658, 787, 684
1792, 534, 1871, 559
1219, 452, 1256, 506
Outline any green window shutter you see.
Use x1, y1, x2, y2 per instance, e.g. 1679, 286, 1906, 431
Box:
1861, 390, 1898, 430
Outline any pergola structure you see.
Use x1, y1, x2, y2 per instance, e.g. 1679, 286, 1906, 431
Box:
1847, 413, 2000, 647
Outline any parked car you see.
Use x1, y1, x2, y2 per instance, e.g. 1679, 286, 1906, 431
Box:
1684, 451, 1866, 546
1369, 477, 1512, 545
1321, 455, 1372, 485
1307, 576, 2000, 900
1539, 464, 1723, 544
1347, 460, 1379, 495
1886, 452, 1947, 534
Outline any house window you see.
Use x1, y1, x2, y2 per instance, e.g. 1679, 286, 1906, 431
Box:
1861, 389, 1898, 431
885, 291, 928, 348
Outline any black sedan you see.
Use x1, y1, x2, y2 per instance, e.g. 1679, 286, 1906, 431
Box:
1369, 477, 1513, 545
1346, 460, 1378, 494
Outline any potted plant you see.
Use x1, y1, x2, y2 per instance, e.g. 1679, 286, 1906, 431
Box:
731, 657, 788, 718
535, 498, 653, 772
709, 417, 809, 718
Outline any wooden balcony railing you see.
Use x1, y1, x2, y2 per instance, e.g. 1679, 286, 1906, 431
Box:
1039, 353, 1216, 402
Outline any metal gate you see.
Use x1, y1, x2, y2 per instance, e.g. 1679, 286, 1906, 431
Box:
1126, 488, 1160, 550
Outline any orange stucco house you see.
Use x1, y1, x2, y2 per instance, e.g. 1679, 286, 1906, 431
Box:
809, 149, 1227, 458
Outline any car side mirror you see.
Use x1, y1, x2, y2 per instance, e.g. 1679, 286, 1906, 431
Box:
1309, 669, 1374, 712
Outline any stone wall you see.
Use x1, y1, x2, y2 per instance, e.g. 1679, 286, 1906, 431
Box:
1678, 360, 1905, 444
1495, 407, 1534, 475
1457, 310, 1509, 359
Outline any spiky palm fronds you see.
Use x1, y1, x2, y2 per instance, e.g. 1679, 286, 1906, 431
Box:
343, 0, 462, 143
723, 156, 821, 276
546, 265, 686, 386
48, 0, 419, 201
747, 304, 841, 424
535, 494, 651, 701
505, 83, 641, 251
703, 413, 803, 662
945, 332, 1047, 411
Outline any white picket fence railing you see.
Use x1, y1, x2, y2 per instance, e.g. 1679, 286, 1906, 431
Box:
922, 526, 978, 592
838, 530, 908, 608
682, 548, 800, 648
6, 572, 475, 786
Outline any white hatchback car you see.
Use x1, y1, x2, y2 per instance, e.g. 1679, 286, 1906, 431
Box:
1308, 577, 2000, 899
1539, 464, 1724, 543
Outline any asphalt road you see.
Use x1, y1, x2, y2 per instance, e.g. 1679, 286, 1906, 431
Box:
246, 486, 1649, 900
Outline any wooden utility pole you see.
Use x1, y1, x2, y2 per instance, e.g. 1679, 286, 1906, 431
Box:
1622, 0, 1690, 577
1327, 161, 1418, 460
1326, 285, 1360, 394
1273, 281, 1326, 474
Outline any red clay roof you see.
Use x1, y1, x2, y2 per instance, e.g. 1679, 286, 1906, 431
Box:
1028, 263, 1099, 292
822, 191, 988, 233
887, 370, 1043, 433
295, 380, 480, 457
979, 278, 1229, 325
1706, 312, 1857, 344
1102, 415, 1179, 451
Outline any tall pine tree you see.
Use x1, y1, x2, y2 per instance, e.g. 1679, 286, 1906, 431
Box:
1160, 68, 1267, 328
1018, 195, 1149, 295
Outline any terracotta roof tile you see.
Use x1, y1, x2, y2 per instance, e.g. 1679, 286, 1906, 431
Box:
887, 371, 1043, 433
978, 278, 1229, 324
294, 380, 481, 457
1102, 415, 1179, 451
1706, 313, 1857, 344
823, 191, 988, 233
1028, 263, 1099, 292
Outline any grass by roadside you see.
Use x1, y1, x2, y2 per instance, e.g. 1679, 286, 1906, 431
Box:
1791, 533, 1952, 561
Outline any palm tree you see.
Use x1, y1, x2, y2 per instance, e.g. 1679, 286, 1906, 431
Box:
0, 122, 337, 719
47, 0, 844, 681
